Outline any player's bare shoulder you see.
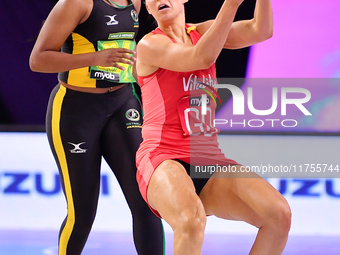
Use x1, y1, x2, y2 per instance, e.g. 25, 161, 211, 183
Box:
137, 32, 172, 61
136, 33, 171, 76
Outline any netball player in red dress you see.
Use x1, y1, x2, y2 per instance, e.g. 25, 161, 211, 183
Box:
136, 0, 291, 254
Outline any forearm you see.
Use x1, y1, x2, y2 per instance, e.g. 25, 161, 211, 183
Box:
29, 50, 96, 73
223, 0, 273, 49
194, 0, 241, 67
253, 0, 273, 40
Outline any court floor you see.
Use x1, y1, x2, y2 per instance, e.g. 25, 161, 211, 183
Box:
0, 230, 339, 255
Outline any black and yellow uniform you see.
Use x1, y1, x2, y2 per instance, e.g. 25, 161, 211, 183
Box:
59, 0, 139, 88
46, 1, 164, 254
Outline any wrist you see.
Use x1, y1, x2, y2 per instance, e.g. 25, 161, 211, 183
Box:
226, 0, 243, 9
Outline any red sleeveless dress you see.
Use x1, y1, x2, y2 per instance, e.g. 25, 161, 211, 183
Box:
136, 25, 238, 215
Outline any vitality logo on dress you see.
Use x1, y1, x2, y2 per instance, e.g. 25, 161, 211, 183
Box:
67, 142, 87, 154
105, 15, 119, 25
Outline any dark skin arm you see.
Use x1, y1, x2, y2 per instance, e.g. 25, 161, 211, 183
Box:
30, 0, 139, 73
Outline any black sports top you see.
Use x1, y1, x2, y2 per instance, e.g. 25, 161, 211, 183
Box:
58, 0, 139, 88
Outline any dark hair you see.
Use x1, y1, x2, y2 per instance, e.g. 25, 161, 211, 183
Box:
147, 14, 158, 28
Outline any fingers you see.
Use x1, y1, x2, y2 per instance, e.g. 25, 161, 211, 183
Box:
118, 48, 137, 57
111, 48, 136, 66
96, 48, 137, 69
116, 48, 137, 61
117, 52, 136, 63
113, 52, 136, 70
114, 61, 131, 71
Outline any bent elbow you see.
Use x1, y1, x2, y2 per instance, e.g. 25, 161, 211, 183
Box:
253, 21, 273, 43
29, 62, 38, 73
265, 27, 273, 40
29, 55, 38, 72
259, 26, 273, 42
29, 54, 43, 72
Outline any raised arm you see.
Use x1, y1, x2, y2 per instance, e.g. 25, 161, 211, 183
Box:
137, 0, 244, 74
196, 0, 273, 49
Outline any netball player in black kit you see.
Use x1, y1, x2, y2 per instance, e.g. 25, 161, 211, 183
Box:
29, 0, 164, 254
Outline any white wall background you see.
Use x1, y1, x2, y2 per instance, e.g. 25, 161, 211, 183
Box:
0, 132, 339, 236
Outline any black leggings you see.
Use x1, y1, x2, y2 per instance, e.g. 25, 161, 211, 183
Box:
46, 84, 164, 255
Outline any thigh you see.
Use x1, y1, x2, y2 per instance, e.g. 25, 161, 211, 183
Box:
46, 85, 103, 210
176, 160, 210, 196
101, 90, 142, 176
199, 165, 289, 228
147, 160, 205, 225
101, 92, 145, 209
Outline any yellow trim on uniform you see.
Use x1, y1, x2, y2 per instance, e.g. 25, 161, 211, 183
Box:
52, 85, 75, 255
186, 26, 197, 34
67, 33, 96, 88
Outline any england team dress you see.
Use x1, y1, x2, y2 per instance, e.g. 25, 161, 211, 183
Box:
136, 25, 238, 216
